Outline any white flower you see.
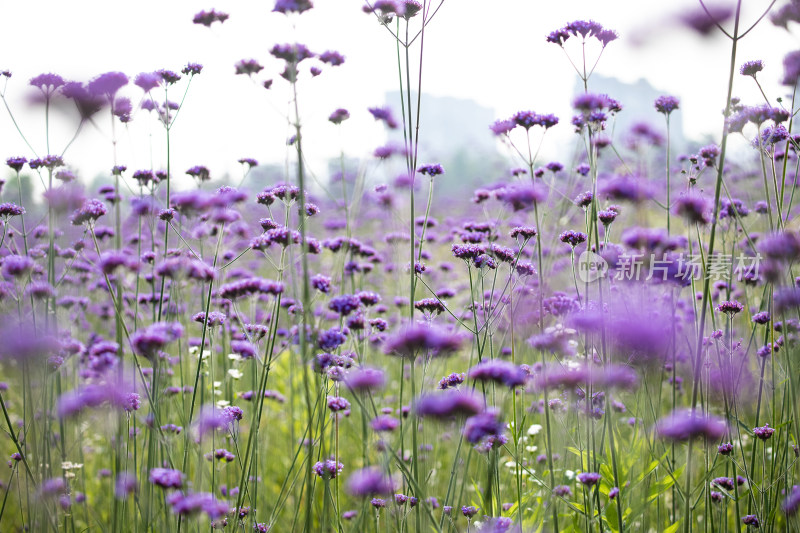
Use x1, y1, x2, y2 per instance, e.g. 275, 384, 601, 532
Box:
227, 369, 243, 380
216, 400, 230, 408
527, 424, 543, 436
565, 470, 575, 480
525, 445, 538, 453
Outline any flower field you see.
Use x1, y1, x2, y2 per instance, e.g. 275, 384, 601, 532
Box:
0, 1, 800, 532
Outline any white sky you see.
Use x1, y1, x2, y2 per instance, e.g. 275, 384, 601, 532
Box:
0, 0, 795, 185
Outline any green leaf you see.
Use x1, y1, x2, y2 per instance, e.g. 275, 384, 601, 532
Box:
635, 459, 661, 483
663, 522, 680, 533
605, 502, 620, 532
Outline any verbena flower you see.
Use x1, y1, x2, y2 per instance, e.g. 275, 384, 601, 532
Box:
461, 505, 478, 518
654, 95, 680, 115
576, 472, 601, 487
313, 459, 344, 479
383, 323, 462, 358
346, 467, 395, 496
235, 59, 264, 76
415, 390, 483, 419
273, 0, 314, 14
655, 410, 727, 441
559, 230, 587, 248
783, 486, 800, 516
149, 468, 183, 489
742, 515, 760, 528
418, 164, 445, 177
131, 322, 184, 359
344, 367, 385, 392
70, 199, 107, 226
463, 408, 504, 444
740, 60, 764, 77
717, 300, 744, 316
371, 415, 399, 432
469, 360, 527, 388
368, 106, 399, 129
193, 8, 229, 26
329, 108, 350, 124
753, 423, 774, 440
30, 73, 65, 97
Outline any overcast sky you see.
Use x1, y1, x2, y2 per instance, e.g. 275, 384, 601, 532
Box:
0, 0, 795, 186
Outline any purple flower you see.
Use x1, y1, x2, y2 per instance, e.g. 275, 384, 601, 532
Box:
495, 185, 546, 211
415, 390, 483, 419
609, 487, 620, 499
576, 472, 601, 487
383, 324, 462, 358
713, 477, 735, 490
169, 492, 228, 519
6, 157, 27, 172
717, 300, 744, 316
783, 50, 800, 86
469, 360, 527, 388
327, 396, 351, 412
490, 119, 515, 135
418, 164, 445, 177
149, 468, 183, 489
115, 472, 138, 499
461, 505, 478, 518
654, 95, 680, 115
674, 193, 711, 225
182, 63, 203, 76
598, 209, 618, 226
70, 199, 107, 226
193, 9, 229, 26
29, 73, 65, 96
273, 0, 314, 14
680, 4, 734, 35
223, 406, 244, 423
463, 408, 504, 444
753, 424, 774, 440
344, 367, 385, 392
438, 372, 466, 390
231, 340, 257, 358
131, 322, 183, 358
0, 203, 24, 218
328, 294, 361, 316
329, 108, 350, 124
559, 230, 587, 248
371, 415, 399, 432
368, 106, 399, 129
235, 59, 264, 76
57, 379, 136, 418
740, 60, 764, 77
783, 486, 800, 516
346, 467, 395, 496
655, 410, 727, 442
313, 459, 344, 479
512, 110, 559, 130
600, 175, 653, 203
742, 515, 759, 527
317, 327, 348, 351
718, 442, 734, 455
371, 498, 386, 509
40, 477, 66, 497
88, 72, 129, 101
554, 485, 572, 497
